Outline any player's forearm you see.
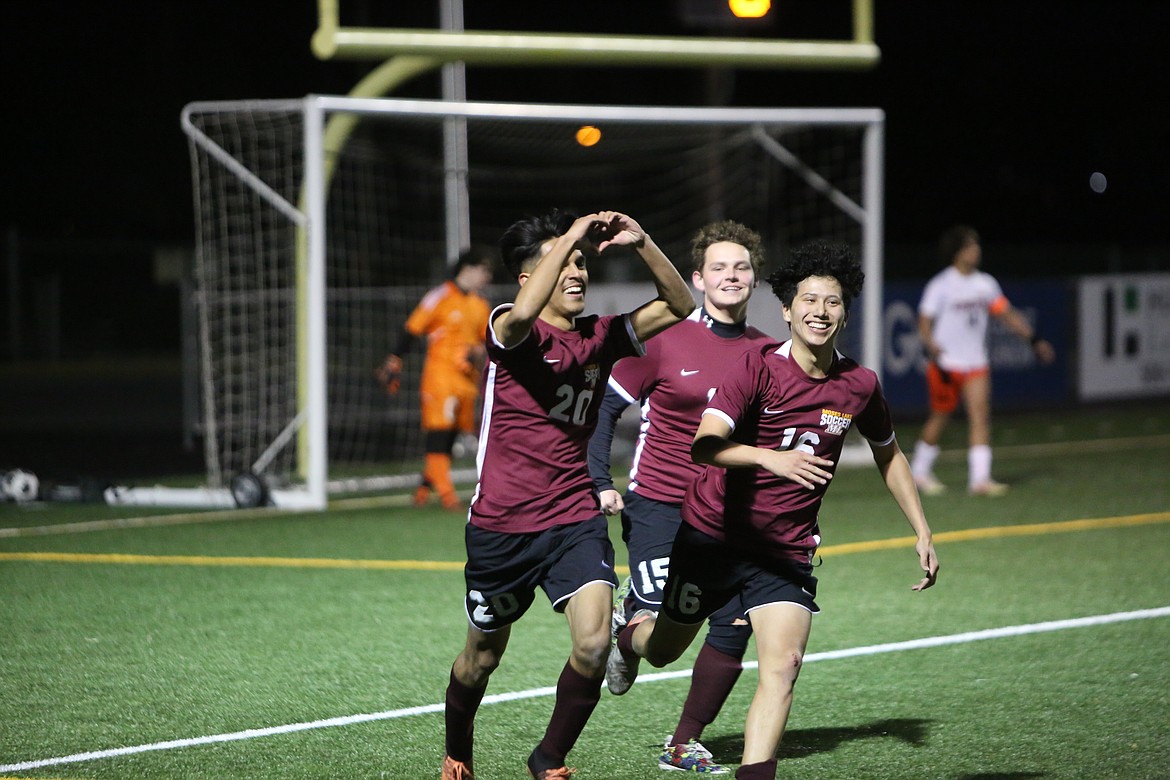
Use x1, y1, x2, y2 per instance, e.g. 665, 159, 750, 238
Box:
498, 237, 576, 346
628, 235, 694, 342
639, 235, 695, 320
514, 241, 572, 318
692, 435, 765, 469
587, 388, 628, 490
871, 441, 925, 526
882, 451, 933, 541
997, 307, 1035, 342
898, 494, 933, 542
917, 316, 938, 357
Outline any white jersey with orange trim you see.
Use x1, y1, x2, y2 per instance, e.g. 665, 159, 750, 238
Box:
918, 266, 1009, 372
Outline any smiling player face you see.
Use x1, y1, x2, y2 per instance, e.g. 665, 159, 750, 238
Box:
782, 275, 847, 351
538, 238, 590, 321
694, 241, 754, 320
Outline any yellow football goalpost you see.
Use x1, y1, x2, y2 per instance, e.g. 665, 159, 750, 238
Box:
311, 0, 879, 69
170, 2, 882, 507
291, 0, 881, 489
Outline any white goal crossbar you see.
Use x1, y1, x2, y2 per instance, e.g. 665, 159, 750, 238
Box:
159, 96, 884, 509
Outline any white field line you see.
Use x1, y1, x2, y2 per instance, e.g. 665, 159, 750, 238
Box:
2, 606, 1167, 774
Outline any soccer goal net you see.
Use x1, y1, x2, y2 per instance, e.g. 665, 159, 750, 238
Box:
174, 96, 883, 509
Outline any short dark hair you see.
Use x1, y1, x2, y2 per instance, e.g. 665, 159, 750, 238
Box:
689, 220, 765, 275
938, 224, 979, 265
766, 240, 864, 310
451, 244, 495, 277
498, 209, 579, 280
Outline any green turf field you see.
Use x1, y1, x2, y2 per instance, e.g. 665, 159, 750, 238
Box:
2, 403, 1169, 779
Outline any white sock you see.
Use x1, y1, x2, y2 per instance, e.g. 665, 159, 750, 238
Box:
912, 441, 939, 478
969, 444, 992, 487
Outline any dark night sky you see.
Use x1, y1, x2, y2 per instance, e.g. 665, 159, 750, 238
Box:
4, 0, 1168, 257
2, 0, 1167, 476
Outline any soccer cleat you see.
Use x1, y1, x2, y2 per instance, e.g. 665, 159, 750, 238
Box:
969, 479, 1009, 497
606, 608, 656, 695
442, 755, 475, 780
414, 482, 432, 507
659, 736, 729, 774
914, 474, 947, 496
440, 491, 462, 510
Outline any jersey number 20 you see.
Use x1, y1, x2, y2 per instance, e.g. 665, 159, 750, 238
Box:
550, 384, 594, 426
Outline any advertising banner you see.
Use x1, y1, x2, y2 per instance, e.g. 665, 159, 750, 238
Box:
881, 280, 1071, 414
1078, 273, 1170, 400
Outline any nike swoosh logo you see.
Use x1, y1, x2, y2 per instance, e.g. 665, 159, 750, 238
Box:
763, 407, 785, 414
544, 358, 561, 364
680, 369, 700, 376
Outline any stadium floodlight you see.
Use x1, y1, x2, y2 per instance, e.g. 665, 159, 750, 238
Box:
729, 0, 772, 19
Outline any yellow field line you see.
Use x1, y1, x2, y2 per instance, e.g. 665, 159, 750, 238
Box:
822, 511, 1170, 556
0, 551, 463, 571
2, 511, 1168, 571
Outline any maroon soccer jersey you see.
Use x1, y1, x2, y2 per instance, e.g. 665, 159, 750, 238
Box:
470, 304, 643, 533
609, 309, 773, 504
681, 340, 895, 564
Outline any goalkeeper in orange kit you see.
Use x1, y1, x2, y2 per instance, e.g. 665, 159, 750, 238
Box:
377, 246, 495, 509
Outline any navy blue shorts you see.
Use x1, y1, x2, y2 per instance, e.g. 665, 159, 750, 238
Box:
620, 491, 681, 609
704, 595, 753, 658
661, 523, 820, 626
620, 492, 753, 655
463, 515, 618, 632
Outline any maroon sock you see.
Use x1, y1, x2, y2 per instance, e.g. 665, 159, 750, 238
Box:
444, 667, 486, 764
671, 643, 743, 745
735, 759, 778, 779
616, 621, 637, 656
532, 661, 603, 769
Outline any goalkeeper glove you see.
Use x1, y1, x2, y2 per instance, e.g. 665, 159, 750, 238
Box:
376, 354, 404, 395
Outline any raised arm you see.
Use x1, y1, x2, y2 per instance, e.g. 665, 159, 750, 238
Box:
493, 213, 600, 349
597, 212, 693, 343
868, 436, 940, 591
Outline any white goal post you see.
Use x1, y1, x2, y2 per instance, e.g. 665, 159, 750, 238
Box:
165, 96, 883, 510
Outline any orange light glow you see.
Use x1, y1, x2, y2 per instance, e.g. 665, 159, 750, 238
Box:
575, 125, 602, 147
728, 0, 771, 19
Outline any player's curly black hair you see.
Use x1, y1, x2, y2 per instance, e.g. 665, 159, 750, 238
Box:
766, 239, 865, 310
498, 208, 579, 280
